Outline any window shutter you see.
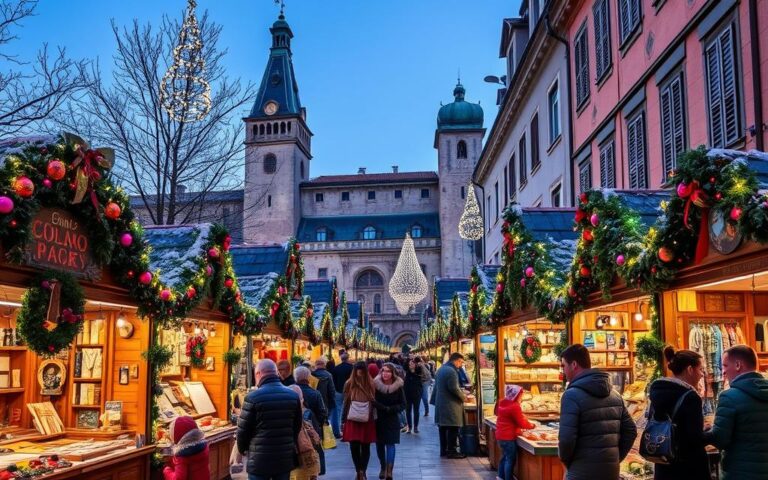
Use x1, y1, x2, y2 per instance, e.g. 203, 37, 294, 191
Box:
519, 134, 527, 184
593, 0, 611, 80
706, 38, 725, 147
531, 113, 540, 169
508, 154, 516, 198
619, 0, 631, 42
660, 86, 674, 178
575, 26, 590, 107
627, 113, 647, 189
599, 141, 615, 188
719, 26, 739, 145
579, 160, 592, 192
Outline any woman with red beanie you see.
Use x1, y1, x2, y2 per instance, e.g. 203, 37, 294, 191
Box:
495, 385, 535, 480
162, 415, 210, 480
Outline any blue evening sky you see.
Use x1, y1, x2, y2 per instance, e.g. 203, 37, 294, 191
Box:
13, 0, 521, 177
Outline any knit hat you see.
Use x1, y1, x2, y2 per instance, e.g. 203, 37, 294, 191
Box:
169, 415, 198, 445
505, 384, 524, 401
368, 363, 380, 378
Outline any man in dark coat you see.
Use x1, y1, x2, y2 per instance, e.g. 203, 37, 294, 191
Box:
237, 359, 302, 480
430, 352, 467, 458
295, 365, 328, 476
705, 345, 768, 479
558, 344, 637, 480
331, 352, 353, 438
277, 359, 295, 386
312, 356, 336, 417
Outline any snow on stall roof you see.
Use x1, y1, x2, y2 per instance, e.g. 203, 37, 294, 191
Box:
548, 238, 578, 272
239, 273, 279, 308
144, 224, 211, 287
0, 135, 59, 168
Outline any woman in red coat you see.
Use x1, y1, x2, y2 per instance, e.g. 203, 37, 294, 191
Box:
495, 385, 535, 480
162, 415, 210, 480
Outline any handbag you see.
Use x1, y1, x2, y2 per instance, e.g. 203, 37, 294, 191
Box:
640, 389, 692, 464
322, 424, 336, 449
347, 400, 371, 422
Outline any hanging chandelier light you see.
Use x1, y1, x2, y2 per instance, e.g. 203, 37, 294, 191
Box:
160, 0, 212, 122
389, 233, 429, 316
459, 182, 484, 240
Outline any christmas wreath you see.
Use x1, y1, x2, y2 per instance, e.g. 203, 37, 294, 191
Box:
186, 334, 207, 368
520, 335, 542, 364
16, 270, 85, 356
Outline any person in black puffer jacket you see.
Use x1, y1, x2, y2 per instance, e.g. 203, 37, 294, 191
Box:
374, 363, 406, 480
648, 347, 709, 480
312, 356, 336, 416
558, 344, 637, 480
403, 359, 423, 433
237, 359, 303, 479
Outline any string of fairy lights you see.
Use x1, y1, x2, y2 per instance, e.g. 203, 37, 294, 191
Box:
389, 234, 429, 315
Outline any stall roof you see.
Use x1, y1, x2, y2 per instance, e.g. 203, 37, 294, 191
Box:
303, 279, 334, 304
230, 244, 289, 277
613, 190, 670, 226
143, 224, 212, 287
238, 272, 279, 309
297, 212, 440, 242
709, 149, 768, 188
435, 278, 470, 308
518, 208, 578, 243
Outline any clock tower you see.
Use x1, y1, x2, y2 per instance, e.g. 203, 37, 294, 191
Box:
243, 12, 312, 244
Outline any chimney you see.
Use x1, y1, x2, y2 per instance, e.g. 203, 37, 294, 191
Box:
358, 167, 366, 175
392, 165, 399, 174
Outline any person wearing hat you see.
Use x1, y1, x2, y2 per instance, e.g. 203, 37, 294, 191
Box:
495, 385, 536, 480
162, 415, 210, 480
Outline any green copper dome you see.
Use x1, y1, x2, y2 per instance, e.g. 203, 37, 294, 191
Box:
437, 82, 484, 130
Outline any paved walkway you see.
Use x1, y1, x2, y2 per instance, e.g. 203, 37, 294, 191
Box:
322, 414, 496, 480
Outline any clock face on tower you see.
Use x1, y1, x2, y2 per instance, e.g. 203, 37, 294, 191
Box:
263, 101, 279, 116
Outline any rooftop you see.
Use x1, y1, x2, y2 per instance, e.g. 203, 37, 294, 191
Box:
143, 224, 212, 287
302, 171, 438, 188
297, 213, 440, 242
230, 243, 289, 277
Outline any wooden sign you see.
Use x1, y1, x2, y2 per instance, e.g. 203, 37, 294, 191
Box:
24, 208, 100, 279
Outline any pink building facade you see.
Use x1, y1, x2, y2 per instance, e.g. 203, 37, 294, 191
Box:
548, 0, 768, 192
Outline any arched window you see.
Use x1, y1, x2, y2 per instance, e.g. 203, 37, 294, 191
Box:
373, 294, 382, 314
362, 226, 376, 240
252, 125, 257, 138
259, 124, 265, 135
411, 225, 422, 238
266, 123, 272, 135
263, 154, 277, 174
316, 227, 327, 242
356, 270, 384, 288
287, 121, 292, 133
457, 140, 468, 159
280, 122, 286, 134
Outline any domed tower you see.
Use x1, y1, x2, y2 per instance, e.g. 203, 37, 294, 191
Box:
242, 12, 312, 244
435, 81, 485, 278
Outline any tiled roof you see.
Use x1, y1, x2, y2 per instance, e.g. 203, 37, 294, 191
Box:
297, 213, 440, 242
302, 171, 438, 187
239, 273, 279, 309
143, 224, 211, 287
613, 190, 670, 227
230, 244, 288, 277
519, 208, 578, 243
129, 190, 244, 208
435, 278, 470, 308
303, 279, 334, 304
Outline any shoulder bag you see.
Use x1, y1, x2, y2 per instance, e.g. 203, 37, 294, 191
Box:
640, 389, 693, 464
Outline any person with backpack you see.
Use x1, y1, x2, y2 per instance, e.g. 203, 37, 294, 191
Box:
645, 346, 708, 480
558, 344, 637, 480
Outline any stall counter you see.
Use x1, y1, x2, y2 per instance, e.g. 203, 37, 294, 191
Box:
484, 417, 565, 480
158, 424, 236, 480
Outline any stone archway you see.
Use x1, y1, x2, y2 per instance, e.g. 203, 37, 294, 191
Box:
392, 330, 418, 350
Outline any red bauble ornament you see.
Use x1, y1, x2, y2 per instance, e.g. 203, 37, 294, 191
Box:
119, 232, 133, 247
525, 266, 535, 278
590, 213, 600, 227
208, 247, 220, 259
46, 160, 66, 180
0, 196, 13, 214
48, 345, 55, 352
714, 192, 723, 201
138, 271, 153, 285
223, 235, 232, 251
582, 229, 594, 242
127, 270, 135, 279
224, 277, 234, 288
278, 285, 287, 295
676, 181, 693, 198
568, 287, 577, 297
526, 348, 533, 357
658, 247, 674, 263
294, 243, 301, 250
104, 202, 121, 220
579, 192, 588, 204
580, 266, 591, 277
160, 289, 172, 301
8, 219, 17, 228
709, 177, 716, 184
729, 206, 742, 221
651, 266, 658, 274
574, 208, 587, 223
496, 283, 504, 293
520, 278, 526, 287
526, 337, 534, 344
186, 286, 196, 299
13, 176, 34, 198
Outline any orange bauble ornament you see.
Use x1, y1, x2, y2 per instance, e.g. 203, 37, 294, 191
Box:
13, 176, 34, 198
46, 160, 67, 181
657, 247, 674, 263
104, 202, 121, 220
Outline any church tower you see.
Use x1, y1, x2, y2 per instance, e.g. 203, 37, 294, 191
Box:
435, 82, 485, 278
243, 12, 312, 244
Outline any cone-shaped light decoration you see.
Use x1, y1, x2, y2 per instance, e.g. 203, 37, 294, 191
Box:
160, 0, 212, 122
459, 182, 484, 240
389, 233, 429, 315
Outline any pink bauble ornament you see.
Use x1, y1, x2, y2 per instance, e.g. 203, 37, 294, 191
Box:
138, 271, 153, 285
42, 178, 53, 188
0, 196, 13, 214
46, 160, 66, 180
590, 213, 600, 227
205, 265, 213, 276
187, 286, 196, 299
13, 176, 34, 198
520, 278, 526, 287
208, 247, 220, 259
616, 254, 626, 266
676, 182, 693, 198
160, 289, 171, 301
525, 266, 535, 278
119, 232, 133, 247
729, 206, 742, 221
496, 283, 504, 293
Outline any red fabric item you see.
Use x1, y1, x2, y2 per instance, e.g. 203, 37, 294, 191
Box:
170, 416, 197, 444
367, 363, 379, 378
495, 398, 535, 441
162, 445, 211, 480
342, 419, 377, 443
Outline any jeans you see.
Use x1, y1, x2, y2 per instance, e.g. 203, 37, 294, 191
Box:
249, 474, 290, 480
405, 398, 420, 430
376, 442, 396, 467
421, 382, 430, 414
438, 426, 459, 456
349, 441, 371, 472
498, 440, 518, 480
331, 391, 343, 437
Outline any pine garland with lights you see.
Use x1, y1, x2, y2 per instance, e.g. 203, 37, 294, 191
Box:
320, 305, 335, 347
336, 292, 349, 348
299, 297, 320, 345
285, 238, 304, 298
466, 266, 488, 335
